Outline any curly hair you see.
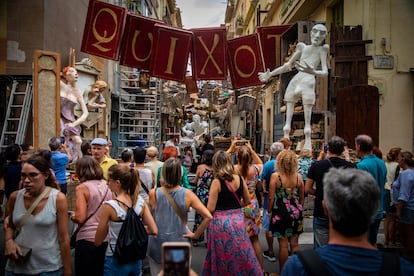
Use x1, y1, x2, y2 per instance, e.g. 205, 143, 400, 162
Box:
276, 150, 298, 176
162, 146, 178, 160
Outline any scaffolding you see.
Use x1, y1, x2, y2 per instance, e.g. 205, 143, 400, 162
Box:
116, 69, 161, 157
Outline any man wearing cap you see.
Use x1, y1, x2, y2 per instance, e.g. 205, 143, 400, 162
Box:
91, 137, 118, 179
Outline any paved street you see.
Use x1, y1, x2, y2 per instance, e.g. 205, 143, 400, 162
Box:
184, 203, 385, 275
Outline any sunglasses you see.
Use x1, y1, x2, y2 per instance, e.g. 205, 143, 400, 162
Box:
21, 172, 41, 181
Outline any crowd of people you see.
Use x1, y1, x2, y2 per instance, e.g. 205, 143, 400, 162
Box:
0, 131, 413, 275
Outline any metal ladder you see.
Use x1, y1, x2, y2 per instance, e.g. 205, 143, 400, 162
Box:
0, 80, 33, 152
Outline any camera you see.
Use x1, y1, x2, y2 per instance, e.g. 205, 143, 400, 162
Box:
162, 242, 191, 276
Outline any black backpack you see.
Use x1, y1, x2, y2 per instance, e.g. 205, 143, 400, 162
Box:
111, 200, 149, 264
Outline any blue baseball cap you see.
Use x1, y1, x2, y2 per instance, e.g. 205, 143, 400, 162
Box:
91, 138, 108, 146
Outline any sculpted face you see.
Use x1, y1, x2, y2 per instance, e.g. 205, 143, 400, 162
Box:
193, 114, 201, 123
64, 67, 79, 82
310, 24, 327, 46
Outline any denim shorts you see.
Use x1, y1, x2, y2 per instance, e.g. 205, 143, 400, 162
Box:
383, 190, 396, 213
6, 267, 63, 276
400, 208, 414, 224
262, 209, 270, 231
104, 256, 142, 276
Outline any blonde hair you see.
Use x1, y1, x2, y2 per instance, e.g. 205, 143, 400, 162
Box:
276, 150, 298, 176
213, 151, 234, 181
299, 149, 312, 158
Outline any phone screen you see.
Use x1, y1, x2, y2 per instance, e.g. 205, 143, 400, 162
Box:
163, 244, 190, 276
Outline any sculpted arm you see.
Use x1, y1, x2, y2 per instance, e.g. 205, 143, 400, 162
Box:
258, 44, 303, 82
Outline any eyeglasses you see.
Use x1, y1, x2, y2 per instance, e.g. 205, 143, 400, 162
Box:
21, 172, 40, 181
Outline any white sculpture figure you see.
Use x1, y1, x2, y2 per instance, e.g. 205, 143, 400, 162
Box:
259, 24, 329, 150
60, 66, 89, 161
87, 80, 107, 110
181, 114, 208, 160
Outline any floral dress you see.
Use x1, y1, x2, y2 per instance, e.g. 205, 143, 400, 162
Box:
243, 166, 262, 236
269, 174, 303, 238
193, 168, 214, 242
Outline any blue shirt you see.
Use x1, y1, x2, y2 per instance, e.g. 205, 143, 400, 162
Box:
357, 154, 387, 219
51, 151, 70, 185
393, 168, 414, 210
260, 158, 275, 209
282, 244, 414, 276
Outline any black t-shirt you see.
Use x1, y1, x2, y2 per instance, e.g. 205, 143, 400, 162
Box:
307, 157, 356, 218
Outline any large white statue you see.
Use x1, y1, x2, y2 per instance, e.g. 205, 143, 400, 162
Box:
181, 114, 208, 160
259, 24, 329, 150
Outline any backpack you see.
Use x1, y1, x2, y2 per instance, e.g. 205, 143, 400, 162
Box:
111, 200, 148, 264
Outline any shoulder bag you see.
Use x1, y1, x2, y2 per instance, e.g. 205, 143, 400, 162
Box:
160, 187, 187, 224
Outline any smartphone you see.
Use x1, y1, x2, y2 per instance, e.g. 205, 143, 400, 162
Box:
323, 143, 328, 152
162, 242, 191, 276
60, 137, 65, 144
15, 245, 32, 263
236, 140, 247, 146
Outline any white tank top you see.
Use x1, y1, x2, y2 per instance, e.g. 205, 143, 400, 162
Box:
6, 188, 62, 274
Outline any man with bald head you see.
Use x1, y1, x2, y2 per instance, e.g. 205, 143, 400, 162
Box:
355, 134, 387, 245
145, 146, 164, 180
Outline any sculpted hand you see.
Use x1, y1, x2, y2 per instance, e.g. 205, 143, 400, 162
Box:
258, 69, 271, 82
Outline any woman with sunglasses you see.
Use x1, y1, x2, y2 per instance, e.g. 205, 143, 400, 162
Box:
4, 154, 71, 275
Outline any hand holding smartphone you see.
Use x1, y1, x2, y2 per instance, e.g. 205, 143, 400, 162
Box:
162, 242, 191, 276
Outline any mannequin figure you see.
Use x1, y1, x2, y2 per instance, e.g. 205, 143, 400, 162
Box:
259, 24, 329, 150
181, 114, 208, 160
60, 66, 89, 161
87, 80, 107, 110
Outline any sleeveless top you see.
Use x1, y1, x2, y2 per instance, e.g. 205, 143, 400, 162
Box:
7, 188, 62, 274
77, 179, 111, 242
148, 187, 188, 263
216, 176, 243, 210
137, 167, 153, 202
105, 196, 145, 256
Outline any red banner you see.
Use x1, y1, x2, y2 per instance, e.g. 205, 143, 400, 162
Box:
80, 1, 292, 89
120, 14, 164, 70
257, 25, 290, 70
227, 34, 265, 90
191, 27, 227, 80
150, 24, 193, 82
81, 0, 127, 60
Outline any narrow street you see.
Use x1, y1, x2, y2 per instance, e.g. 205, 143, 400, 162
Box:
179, 203, 385, 275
